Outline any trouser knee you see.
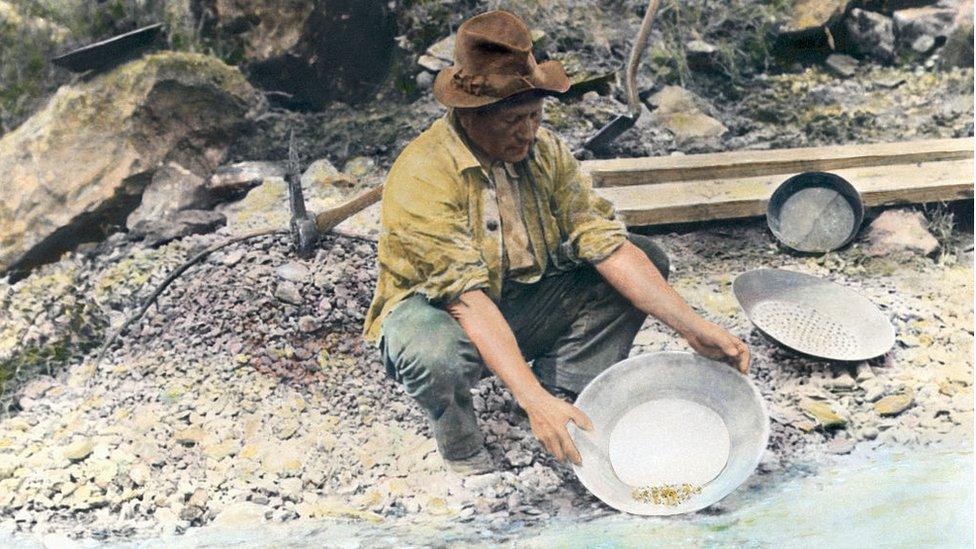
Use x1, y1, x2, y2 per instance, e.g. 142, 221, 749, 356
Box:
626, 233, 670, 281
380, 296, 483, 412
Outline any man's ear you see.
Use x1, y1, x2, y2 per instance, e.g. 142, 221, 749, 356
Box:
455, 108, 476, 131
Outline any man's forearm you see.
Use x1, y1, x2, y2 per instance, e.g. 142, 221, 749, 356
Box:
594, 240, 704, 337
445, 290, 547, 405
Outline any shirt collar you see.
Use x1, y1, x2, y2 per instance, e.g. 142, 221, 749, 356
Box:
443, 109, 485, 174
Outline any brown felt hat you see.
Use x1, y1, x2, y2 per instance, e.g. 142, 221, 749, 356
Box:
433, 10, 570, 108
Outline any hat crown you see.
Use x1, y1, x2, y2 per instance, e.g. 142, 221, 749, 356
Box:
455, 10, 535, 78
431, 10, 569, 108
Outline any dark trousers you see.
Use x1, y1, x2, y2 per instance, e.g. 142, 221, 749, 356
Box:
379, 233, 670, 460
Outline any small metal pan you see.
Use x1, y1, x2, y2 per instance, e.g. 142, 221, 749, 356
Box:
767, 171, 864, 253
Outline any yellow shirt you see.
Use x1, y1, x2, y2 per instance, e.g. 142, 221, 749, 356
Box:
448, 110, 541, 280
362, 114, 627, 343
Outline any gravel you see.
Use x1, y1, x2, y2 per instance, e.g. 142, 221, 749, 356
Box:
0, 212, 969, 542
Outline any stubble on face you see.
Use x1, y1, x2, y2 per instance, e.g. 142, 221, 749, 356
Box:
458, 98, 544, 164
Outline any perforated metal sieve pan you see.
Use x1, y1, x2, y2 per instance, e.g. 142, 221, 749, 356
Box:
733, 269, 895, 361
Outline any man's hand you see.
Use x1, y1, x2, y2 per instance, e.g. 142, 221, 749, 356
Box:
520, 392, 594, 465
682, 319, 750, 374
447, 290, 597, 465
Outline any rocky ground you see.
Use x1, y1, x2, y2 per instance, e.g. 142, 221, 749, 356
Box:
0, 0, 973, 543
0, 202, 970, 541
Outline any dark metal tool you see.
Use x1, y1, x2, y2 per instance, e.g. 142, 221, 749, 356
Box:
95, 133, 383, 367
582, 0, 661, 152
287, 131, 320, 258
51, 23, 164, 73
286, 130, 384, 257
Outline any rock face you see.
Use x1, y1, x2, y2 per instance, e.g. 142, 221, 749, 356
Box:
0, 51, 261, 281
194, 0, 396, 108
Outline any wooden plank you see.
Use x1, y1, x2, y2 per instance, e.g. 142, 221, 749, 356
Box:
581, 138, 974, 187
596, 158, 974, 227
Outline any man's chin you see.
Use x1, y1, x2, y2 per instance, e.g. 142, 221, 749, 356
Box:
501, 148, 531, 163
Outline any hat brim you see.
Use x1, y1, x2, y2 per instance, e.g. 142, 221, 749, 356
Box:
432, 59, 570, 108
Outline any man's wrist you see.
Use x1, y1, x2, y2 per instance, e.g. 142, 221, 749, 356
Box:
673, 314, 709, 340
512, 382, 550, 410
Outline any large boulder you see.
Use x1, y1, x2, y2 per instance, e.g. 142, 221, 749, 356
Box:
773, 1, 848, 58
842, 8, 897, 63
0, 51, 262, 281
194, 0, 396, 108
785, 0, 850, 31
125, 162, 211, 229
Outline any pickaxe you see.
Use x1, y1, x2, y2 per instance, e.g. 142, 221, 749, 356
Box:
286, 130, 384, 258
94, 134, 383, 367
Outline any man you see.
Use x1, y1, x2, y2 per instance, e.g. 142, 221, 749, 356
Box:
363, 10, 749, 473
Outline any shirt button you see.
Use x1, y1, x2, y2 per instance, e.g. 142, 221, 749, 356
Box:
486, 220, 498, 231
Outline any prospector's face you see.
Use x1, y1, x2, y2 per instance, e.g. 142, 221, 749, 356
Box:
460, 98, 544, 163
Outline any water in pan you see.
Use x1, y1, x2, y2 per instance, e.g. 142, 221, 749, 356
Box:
750, 299, 858, 358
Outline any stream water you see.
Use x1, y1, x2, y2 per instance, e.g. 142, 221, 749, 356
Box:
3, 448, 972, 548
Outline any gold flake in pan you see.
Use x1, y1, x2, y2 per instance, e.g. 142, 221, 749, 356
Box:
631, 483, 702, 506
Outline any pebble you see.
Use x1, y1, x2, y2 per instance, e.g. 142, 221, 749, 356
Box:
505, 449, 533, 467
825, 437, 855, 455
273, 281, 303, 305
62, 439, 93, 462
220, 250, 245, 267
874, 392, 915, 417
861, 380, 886, 403
276, 262, 310, 282
800, 399, 848, 429
861, 427, 880, 440
825, 373, 857, 391
174, 426, 206, 446
297, 316, 320, 333
855, 363, 875, 382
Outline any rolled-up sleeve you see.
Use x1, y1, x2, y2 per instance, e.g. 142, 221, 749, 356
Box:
548, 132, 627, 264
380, 169, 489, 305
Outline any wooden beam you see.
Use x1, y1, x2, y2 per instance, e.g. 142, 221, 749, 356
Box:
581, 138, 974, 187
596, 158, 974, 227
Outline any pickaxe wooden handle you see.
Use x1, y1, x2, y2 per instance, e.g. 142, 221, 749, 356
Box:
314, 183, 384, 233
